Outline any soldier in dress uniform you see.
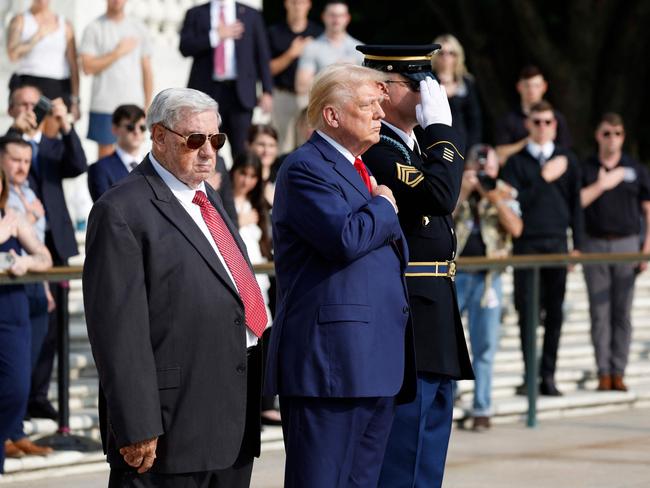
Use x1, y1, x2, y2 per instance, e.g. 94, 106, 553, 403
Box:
358, 44, 474, 488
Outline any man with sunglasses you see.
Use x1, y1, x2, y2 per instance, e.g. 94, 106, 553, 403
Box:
358, 44, 473, 488
84, 87, 266, 487
580, 112, 650, 393
501, 100, 583, 397
87, 104, 146, 202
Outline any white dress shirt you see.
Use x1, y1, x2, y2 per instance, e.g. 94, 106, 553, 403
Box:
209, 0, 237, 80
316, 130, 397, 213
526, 141, 555, 165
149, 153, 257, 347
115, 146, 140, 173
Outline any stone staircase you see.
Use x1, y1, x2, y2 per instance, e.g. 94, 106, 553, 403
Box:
5, 262, 650, 478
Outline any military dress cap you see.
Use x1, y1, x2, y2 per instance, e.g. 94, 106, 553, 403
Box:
356, 44, 440, 82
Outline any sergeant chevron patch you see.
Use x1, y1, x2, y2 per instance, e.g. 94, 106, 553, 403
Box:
442, 147, 454, 162
396, 162, 424, 187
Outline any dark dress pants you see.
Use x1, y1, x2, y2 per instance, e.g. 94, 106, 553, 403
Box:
513, 237, 568, 382
280, 395, 395, 488
210, 81, 253, 161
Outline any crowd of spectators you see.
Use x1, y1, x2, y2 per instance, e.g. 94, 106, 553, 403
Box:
1, 0, 649, 473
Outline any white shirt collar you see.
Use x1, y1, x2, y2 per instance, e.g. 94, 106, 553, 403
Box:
148, 152, 207, 200
22, 131, 42, 144
526, 140, 555, 161
316, 130, 356, 164
381, 120, 417, 152
115, 146, 140, 172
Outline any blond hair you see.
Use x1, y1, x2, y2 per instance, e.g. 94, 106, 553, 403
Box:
432, 33, 469, 82
307, 63, 385, 130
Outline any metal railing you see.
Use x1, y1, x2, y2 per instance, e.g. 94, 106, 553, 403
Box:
2, 252, 649, 431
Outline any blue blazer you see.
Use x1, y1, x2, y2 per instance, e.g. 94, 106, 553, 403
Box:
87, 152, 129, 203
179, 2, 273, 110
265, 133, 416, 401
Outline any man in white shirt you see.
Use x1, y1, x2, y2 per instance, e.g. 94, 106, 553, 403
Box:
84, 88, 267, 487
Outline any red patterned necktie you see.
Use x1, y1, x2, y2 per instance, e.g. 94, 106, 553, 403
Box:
192, 190, 267, 337
354, 157, 372, 193
213, 4, 226, 77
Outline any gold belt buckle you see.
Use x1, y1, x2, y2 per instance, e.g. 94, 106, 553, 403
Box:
448, 260, 456, 280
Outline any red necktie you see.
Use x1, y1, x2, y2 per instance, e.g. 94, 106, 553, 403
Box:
213, 4, 226, 77
193, 190, 267, 337
354, 157, 373, 193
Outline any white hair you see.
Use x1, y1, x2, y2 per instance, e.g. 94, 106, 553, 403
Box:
146, 88, 221, 130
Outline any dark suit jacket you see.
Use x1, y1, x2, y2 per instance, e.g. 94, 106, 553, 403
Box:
87, 152, 129, 203
265, 133, 416, 402
179, 2, 273, 110
7, 127, 87, 262
363, 123, 474, 379
83, 156, 261, 473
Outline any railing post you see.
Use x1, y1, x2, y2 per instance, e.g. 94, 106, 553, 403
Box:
57, 283, 70, 433
526, 266, 540, 428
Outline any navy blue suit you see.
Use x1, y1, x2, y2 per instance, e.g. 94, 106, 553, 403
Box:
87, 152, 129, 203
265, 133, 416, 487
179, 2, 273, 158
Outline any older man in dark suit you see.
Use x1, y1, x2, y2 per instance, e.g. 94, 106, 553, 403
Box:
83, 87, 267, 488
179, 0, 273, 159
6, 83, 87, 420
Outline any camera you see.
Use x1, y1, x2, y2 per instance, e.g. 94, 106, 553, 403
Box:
33, 95, 52, 126
475, 147, 496, 191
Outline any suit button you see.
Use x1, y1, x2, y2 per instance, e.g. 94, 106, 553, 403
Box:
234, 317, 242, 326
403, 305, 409, 314
236, 363, 246, 374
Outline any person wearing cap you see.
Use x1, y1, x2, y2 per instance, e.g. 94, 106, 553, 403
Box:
359, 44, 474, 488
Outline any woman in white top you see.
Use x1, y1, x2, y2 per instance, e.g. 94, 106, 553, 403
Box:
6, 0, 80, 120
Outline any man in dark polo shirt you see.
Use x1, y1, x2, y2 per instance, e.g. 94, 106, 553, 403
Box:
495, 65, 572, 165
580, 112, 650, 392
501, 100, 583, 397
267, 0, 322, 152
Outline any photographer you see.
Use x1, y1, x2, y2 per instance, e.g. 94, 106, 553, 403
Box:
6, 83, 87, 420
453, 144, 522, 431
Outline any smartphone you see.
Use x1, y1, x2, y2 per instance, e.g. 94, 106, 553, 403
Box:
33, 95, 52, 126
0, 251, 16, 271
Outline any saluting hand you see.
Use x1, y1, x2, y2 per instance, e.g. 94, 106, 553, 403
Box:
415, 77, 452, 129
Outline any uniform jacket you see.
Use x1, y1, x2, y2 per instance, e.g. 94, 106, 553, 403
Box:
179, 2, 273, 110
264, 132, 416, 402
83, 156, 261, 473
7, 126, 87, 262
363, 123, 474, 379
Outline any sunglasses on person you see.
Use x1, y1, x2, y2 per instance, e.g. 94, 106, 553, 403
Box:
602, 130, 624, 137
531, 118, 555, 126
384, 79, 420, 92
160, 124, 227, 150
121, 123, 147, 133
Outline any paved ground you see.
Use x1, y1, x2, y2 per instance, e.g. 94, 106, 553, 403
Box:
3, 408, 649, 487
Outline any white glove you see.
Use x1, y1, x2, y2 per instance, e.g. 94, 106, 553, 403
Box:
415, 77, 452, 128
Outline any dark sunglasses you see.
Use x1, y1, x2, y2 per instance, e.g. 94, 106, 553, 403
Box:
122, 123, 147, 133
602, 130, 623, 137
384, 79, 420, 92
160, 124, 227, 150
531, 118, 555, 126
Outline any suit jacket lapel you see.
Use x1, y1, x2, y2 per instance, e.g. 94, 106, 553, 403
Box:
138, 158, 241, 301
309, 133, 370, 199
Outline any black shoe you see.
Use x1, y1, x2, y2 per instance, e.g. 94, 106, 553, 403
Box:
539, 381, 563, 396
28, 400, 58, 420
515, 383, 528, 396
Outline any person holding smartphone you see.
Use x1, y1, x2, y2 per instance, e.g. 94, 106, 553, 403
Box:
580, 113, 650, 392
5, 83, 87, 421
